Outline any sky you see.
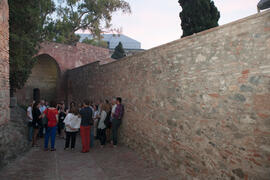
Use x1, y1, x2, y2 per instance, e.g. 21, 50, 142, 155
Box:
106, 0, 260, 50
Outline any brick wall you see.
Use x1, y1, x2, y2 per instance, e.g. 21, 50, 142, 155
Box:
0, 0, 9, 125
16, 41, 115, 105
37, 42, 114, 73
67, 10, 270, 179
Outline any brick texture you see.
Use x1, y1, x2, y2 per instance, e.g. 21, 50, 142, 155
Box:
0, 0, 10, 125
67, 10, 270, 179
38, 42, 114, 72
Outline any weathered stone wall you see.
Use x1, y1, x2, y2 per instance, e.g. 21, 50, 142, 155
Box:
0, 0, 10, 125
0, 1, 30, 169
16, 54, 61, 104
0, 106, 30, 169
16, 41, 115, 105
68, 11, 270, 179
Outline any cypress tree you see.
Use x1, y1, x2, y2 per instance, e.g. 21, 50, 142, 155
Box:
179, 0, 220, 37
111, 42, 126, 59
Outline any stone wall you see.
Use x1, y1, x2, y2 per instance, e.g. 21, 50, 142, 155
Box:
16, 41, 115, 105
0, 106, 30, 169
67, 11, 270, 179
0, 1, 30, 169
38, 42, 114, 73
16, 54, 61, 104
0, 0, 10, 125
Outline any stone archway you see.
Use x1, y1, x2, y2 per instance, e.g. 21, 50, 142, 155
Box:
16, 54, 61, 105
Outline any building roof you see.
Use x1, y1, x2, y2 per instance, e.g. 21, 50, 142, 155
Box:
78, 33, 141, 50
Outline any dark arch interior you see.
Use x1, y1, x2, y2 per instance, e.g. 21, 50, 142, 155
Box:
16, 54, 61, 104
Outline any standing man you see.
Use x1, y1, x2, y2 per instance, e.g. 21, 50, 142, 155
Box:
112, 97, 124, 147
108, 97, 117, 143
39, 100, 47, 137
79, 99, 93, 153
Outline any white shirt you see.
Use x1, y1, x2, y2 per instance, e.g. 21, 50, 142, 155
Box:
64, 113, 81, 132
98, 110, 107, 129
111, 104, 117, 117
39, 105, 46, 114
27, 106, 33, 122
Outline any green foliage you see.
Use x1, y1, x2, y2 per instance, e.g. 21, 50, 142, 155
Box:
9, 0, 130, 95
9, 0, 55, 96
82, 37, 108, 48
178, 0, 220, 37
111, 42, 126, 59
44, 0, 131, 44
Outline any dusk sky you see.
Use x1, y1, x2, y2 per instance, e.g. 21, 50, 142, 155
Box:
107, 0, 260, 49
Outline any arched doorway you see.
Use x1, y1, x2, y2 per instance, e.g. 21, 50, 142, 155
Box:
16, 54, 61, 105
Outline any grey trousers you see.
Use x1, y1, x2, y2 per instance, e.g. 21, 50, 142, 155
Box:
112, 118, 121, 145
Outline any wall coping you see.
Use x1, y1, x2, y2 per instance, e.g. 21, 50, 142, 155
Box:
69, 9, 270, 72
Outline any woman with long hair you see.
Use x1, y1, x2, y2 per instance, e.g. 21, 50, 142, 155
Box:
43, 101, 59, 151
98, 105, 107, 147
32, 101, 42, 147
64, 106, 81, 150
58, 103, 67, 138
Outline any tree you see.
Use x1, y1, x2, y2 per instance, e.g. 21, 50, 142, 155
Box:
111, 42, 126, 59
82, 37, 108, 48
178, 0, 220, 37
9, 0, 55, 96
45, 0, 131, 44
9, 0, 130, 95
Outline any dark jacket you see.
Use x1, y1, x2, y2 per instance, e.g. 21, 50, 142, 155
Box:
79, 107, 93, 126
32, 107, 41, 128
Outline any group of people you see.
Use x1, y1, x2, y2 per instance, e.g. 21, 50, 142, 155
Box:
26, 97, 124, 152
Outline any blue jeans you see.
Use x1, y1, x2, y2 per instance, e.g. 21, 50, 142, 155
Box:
44, 126, 57, 149
90, 126, 94, 148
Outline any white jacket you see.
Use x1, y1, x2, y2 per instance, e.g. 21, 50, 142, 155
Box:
98, 110, 107, 130
64, 113, 81, 132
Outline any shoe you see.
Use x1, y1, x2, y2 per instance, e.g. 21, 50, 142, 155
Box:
44, 148, 49, 151
71, 148, 75, 151
64, 148, 69, 151
51, 148, 56, 151
113, 145, 117, 148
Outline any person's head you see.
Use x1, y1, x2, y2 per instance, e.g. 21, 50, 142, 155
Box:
94, 105, 98, 111
45, 101, 49, 106
69, 106, 79, 116
29, 100, 35, 107
100, 104, 106, 112
112, 97, 116, 105
33, 101, 40, 109
50, 100, 57, 108
83, 99, 90, 107
40, 100, 45, 105
105, 99, 109, 104
116, 97, 122, 104
70, 101, 76, 108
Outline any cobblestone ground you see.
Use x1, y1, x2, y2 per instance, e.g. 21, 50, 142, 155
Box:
0, 136, 178, 180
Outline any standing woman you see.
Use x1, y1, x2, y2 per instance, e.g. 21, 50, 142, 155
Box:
58, 103, 67, 138
93, 105, 99, 139
27, 101, 34, 142
43, 101, 59, 151
32, 101, 42, 147
63, 107, 81, 150
98, 105, 107, 147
